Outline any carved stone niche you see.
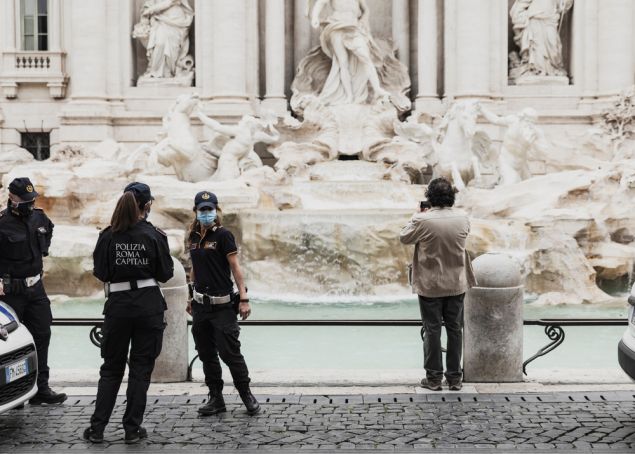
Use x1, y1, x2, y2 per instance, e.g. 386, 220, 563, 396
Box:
131, 0, 196, 87
507, 0, 574, 86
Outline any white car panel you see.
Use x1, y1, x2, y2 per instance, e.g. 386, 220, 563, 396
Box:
0, 301, 38, 414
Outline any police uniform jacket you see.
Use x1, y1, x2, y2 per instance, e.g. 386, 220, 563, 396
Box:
0, 208, 53, 278
189, 225, 238, 296
93, 220, 174, 317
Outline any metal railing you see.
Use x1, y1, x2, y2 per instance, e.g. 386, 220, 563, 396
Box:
51, 317, 628, 380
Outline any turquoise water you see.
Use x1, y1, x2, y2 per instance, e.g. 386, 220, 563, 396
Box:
48, 297, 630, 371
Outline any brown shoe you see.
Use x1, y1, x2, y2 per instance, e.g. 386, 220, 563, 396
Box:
448, 381, 463, 391
420, 378, 442, 391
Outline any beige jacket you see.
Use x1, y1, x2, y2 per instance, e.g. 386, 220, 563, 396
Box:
399, 207, 476, 298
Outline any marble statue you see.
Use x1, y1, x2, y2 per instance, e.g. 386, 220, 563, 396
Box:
196, 110, 280, 182
150, 93, 217, 182
133, 0, 194, 85
479, 105, 549, 185
509, 0, 573, 84
433, 100, 493, 191
292, 0, 410, 112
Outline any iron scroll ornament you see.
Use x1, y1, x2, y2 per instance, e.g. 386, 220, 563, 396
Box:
89, 325, 104, 348
522, 324, 565, 375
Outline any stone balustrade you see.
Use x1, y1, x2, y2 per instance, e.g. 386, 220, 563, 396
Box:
0, 50, 68, 99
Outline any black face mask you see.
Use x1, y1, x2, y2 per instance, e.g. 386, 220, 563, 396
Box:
8, 198, 34, 217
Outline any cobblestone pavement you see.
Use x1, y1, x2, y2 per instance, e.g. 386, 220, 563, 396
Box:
0, 392, 633, 453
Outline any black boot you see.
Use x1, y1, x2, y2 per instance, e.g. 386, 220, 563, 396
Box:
29, 387, 68, 405
83, 427, 104, 444
198, 389, 226, 416
124, 427, 147, 444
238, 387, 260, 415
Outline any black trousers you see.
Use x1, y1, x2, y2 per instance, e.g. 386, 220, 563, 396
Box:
90, 313, 165, 434
418, 293, 465, 382
191, 304, 250, 392
3, 280, 52, 390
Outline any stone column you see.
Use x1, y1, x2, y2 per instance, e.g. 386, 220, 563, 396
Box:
0, 0, 18, 98
66, 0, 108, 101
597, 0, 634, 95
59, 0, 111, 144
444, 0, 492, 99
262, 0, 287, 114
48, 0, 62, 52
415, 0, 440, 111
154, 258, 189, 382
464, 253, 524, 382
392, 0, 410, 67
3, 0, 17, 51
208, 0, 250, 113
197, 0, 213, 99
293, 0, 312, 71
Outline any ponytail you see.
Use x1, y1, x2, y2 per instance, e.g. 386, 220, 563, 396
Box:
111, 191, 140, 233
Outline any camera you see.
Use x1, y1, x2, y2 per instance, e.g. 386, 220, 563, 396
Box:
420, 200, 431, 211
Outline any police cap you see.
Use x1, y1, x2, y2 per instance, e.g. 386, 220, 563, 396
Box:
124, 182, 154, 206
194, 191, 218, 210
8, 177, 38, 201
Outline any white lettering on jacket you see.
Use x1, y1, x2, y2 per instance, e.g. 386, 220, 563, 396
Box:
115, 242, 149, 266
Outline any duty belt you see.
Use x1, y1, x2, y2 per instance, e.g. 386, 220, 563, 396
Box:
105, 278, 158, 296
193, 290, 231, 305
1, 274, 41, 288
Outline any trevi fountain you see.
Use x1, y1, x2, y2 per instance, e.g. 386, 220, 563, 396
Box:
0, 0, 633, 310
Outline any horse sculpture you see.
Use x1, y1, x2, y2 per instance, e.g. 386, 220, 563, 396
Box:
433, 100, 492, 190
152, 93, 218, 182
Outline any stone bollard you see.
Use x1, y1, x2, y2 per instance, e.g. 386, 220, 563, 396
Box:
153, 257, 189, 382
464, 252, 524, 382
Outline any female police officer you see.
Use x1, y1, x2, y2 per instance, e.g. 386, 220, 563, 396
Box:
84, 182, 173, 444
187, 191, 260, 416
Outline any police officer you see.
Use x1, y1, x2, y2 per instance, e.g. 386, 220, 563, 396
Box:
0, 177, 67, 405
187, 191, 260, 416
84, 182, 173, 444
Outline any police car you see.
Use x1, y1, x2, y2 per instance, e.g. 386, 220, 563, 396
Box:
618, 284, 635, 381
0, 300, 38, 413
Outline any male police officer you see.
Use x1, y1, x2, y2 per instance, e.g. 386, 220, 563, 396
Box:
0, 177, 67, 404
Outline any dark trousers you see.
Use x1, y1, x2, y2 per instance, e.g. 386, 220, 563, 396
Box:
418, 293, 465, 383
90, 313, 165, 434
3, 280, 52, 390
191, 305, 250, 392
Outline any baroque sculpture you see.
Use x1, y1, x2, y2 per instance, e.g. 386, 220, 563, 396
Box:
196, 110, 280, 182
432, 101, 493, 191
132, 0, 195, 86
509, 0, 573, 84
272, 0, 413, 174
292, 0, 410, 112
141, 93, 217, 182
479, 105, 549, 185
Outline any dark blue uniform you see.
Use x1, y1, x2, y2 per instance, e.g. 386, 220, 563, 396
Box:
0, 207, 54, 392
189, 225, 251, 394
89, 220, 173, 435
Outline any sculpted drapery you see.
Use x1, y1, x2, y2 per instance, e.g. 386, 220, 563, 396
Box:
133, 0, 194, 80
510, 0, 574, 80
291, 0, 411, 112
312, 0, 390, 105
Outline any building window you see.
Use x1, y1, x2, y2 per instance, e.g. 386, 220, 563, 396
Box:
21, 132, 50, 160
21, 0, 48, 51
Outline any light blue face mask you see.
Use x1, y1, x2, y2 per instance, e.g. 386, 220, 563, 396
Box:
197, 209, 217, 226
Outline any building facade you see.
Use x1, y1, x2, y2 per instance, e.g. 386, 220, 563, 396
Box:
0, 0, 633, 160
